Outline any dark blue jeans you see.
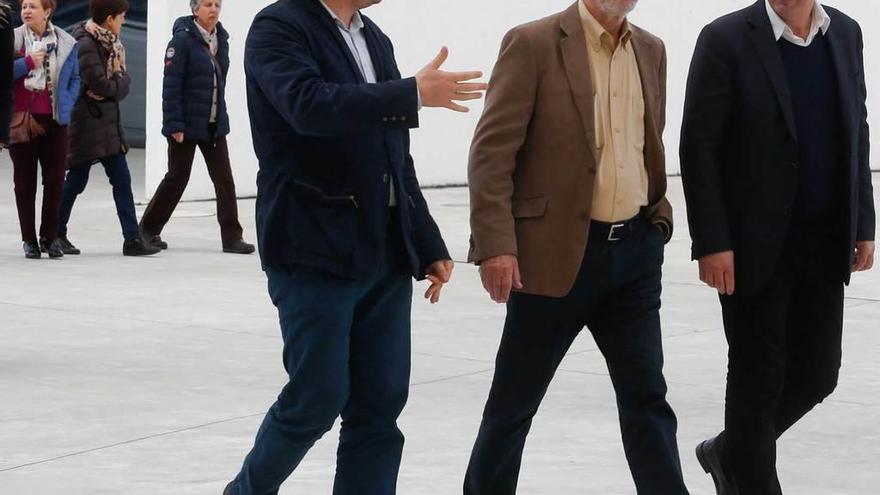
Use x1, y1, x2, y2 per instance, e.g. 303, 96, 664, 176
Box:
231, 230, 413, 495
59, 153, 140, 241
464, 218, 689, 495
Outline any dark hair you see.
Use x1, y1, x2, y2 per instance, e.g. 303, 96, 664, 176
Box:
90, 0, 128, 24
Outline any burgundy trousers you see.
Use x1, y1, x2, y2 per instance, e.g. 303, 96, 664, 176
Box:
8, 115, 69, 243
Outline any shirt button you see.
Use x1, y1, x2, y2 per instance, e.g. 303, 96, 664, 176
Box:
614, 128, 621, 134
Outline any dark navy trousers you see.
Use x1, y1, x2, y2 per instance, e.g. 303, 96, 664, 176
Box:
232, 225, 414, 495
59, 153, 140, 241
464, 218, 689, 495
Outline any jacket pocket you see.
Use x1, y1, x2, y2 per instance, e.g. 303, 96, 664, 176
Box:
289, 180, 359, 263
291, 179, 359, 208
512, 196, 548, 219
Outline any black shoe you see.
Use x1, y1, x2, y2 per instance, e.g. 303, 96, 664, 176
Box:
40, 238, 64, 259
144, 234, 168, 250
223, 239, 255, 255
23, 241, 41, 259
697, 435, 738, 495
123, 238, 161, 257
223, 481, 233, 495
58, 236, 81, 255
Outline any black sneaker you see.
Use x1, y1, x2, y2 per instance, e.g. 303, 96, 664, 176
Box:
23, 241, 41, 259
222, 239, 255, 255
40, 238, 64, 259
145, 234, 168, 250
58, 236, 81, 255
123, 238, 161, 257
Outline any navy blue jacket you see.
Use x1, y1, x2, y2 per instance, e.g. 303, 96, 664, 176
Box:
245, 0, 449, 280
162, 16, 230, 141
680, 0, 874, 295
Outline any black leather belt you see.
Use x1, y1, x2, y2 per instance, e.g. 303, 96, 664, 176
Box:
589, 215, 644, 242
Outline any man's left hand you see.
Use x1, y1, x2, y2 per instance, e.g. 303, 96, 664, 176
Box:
424, 259, 454, 304
853, 241, 875, 272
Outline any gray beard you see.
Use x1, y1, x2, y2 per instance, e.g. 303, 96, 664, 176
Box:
592, 0, 638, 17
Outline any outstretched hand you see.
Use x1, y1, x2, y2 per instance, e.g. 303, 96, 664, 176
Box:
416, 47, 488, 113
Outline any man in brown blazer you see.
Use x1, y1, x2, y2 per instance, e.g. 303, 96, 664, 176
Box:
464, 1, 689, 494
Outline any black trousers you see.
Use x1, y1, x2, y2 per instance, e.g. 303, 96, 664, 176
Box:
721, 215, 846, 494
464, 217, 689, 495
140, 134, 244, 244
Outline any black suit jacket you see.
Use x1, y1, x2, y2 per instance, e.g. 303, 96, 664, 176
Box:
245, 0, 449, 280
680, 0, 874, 295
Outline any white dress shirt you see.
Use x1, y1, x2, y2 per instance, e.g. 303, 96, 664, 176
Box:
765, 0, 831, 47
318, 0, 397, 206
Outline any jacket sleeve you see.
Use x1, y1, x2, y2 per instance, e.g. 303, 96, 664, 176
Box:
162, 35, 188, 135
78, 38, 130, 101
679, 25, 735, 259
467, 27, 538, 264
855, 24, 875, 242
244, 14, 418, 138
402, 130, 450, 279
67, 45, 80, 100
0, 13, 14, 144
13, 56, 29, 81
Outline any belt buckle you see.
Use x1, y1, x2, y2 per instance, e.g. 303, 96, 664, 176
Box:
608, 223, 625, 242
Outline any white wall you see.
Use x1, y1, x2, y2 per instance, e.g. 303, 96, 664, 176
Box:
146, 0, 880, 201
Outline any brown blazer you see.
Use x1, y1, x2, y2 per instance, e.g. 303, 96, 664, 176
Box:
467, 2, 673, 298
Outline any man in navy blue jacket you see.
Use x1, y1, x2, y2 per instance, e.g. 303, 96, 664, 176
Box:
681, 1, 874, 493
225, 1, 486, 494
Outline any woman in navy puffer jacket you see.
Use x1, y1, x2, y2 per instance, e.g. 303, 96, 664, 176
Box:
139, 0, 253, 255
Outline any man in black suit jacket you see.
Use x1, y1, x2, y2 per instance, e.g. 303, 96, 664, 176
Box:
681, 1, 875, 493
224, 1, 486, 494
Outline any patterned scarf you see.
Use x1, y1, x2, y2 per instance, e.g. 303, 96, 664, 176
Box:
23, 23, 58, 92
84, 20, 126, 76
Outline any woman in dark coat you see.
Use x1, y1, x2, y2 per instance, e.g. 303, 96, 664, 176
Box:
0, 1, 13, 147
56, 0, 157, 256
139, 0, 253, 255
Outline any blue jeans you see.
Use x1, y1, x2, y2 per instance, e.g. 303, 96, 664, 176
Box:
232, 229, 414, 495
59, 153, 140, 241
464, 217, 689, 495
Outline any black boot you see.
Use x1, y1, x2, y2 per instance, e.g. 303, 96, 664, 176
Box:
696, 434, 739, 495
23, 241, 41, 259
40, 238, 64, 259
222, 239, 255, 255
144, 233, 168, 250
58, 236, 81, 255
123, 238, 161, 257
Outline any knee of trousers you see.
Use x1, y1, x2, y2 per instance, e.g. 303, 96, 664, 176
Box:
800, 370, 840, 405
275, 379, 350, 432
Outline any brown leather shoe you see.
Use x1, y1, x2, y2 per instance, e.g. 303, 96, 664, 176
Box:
222, 239, 255, 255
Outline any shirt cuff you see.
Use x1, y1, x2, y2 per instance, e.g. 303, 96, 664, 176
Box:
416, 85, 422, 111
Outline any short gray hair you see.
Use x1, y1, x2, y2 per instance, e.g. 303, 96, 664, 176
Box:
190, 0, 221, 11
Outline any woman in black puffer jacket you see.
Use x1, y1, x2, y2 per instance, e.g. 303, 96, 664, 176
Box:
57, 0, 158, 256
139, 0, 253, 255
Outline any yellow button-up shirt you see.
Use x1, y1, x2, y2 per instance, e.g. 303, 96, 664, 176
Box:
579, 1, 649, 222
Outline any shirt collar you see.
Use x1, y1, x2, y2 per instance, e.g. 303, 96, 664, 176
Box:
765, 0, 831, 43
578, 0, 632, 52
318, 0, 365, 32
194, 18, 216, 40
